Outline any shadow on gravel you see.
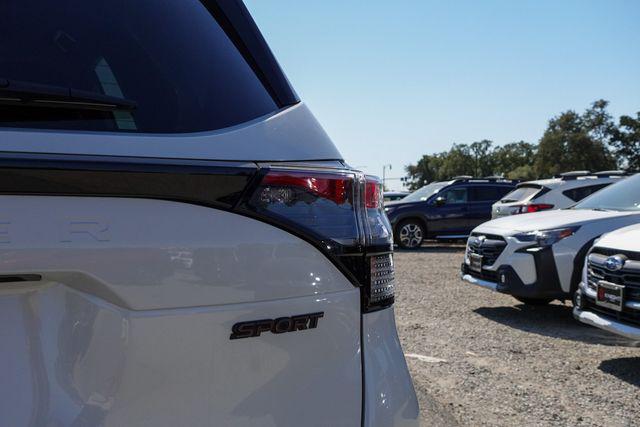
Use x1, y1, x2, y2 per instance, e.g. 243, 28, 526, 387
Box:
474, 304, 635, 347
599, 357, 640, 388
396, 246, 464, 254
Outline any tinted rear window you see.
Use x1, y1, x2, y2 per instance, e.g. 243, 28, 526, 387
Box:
0, 0, 279, 133
500, 186, 541, 203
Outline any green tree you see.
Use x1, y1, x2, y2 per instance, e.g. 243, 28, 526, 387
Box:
610, 112, 640, 170
469, 140, 495, 177
507, 164, 537, 180
534, 101, 616, 177
404, 153, 445, 190
492, 141, 537, 177
439, 144, 476, 178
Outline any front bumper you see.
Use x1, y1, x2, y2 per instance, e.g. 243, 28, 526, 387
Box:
573, 306, 640, 341
460, 245, 566, 299
573, 287, 640, 341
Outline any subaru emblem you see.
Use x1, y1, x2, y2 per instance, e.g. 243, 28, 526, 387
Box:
604, 255, 625, 272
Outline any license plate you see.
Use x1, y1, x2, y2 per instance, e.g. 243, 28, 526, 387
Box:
469, 253, 483, 273
596, 280, 625, 312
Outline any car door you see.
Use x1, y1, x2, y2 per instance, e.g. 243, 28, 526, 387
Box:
428, 186, 469, 237
467, 185, 509, 230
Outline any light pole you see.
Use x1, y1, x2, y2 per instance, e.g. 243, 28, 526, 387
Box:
382, 164, 392, 190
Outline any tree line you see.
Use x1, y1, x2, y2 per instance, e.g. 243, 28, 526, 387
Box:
404, 100, 640, 190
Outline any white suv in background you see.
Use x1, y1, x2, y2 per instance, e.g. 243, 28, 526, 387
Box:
461, 174, 640, 305
492, 171, 625, 218
0, 1, 418, 426
574, 224, 640, 340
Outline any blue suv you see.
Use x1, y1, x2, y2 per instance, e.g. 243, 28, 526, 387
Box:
385, 177, 517, 248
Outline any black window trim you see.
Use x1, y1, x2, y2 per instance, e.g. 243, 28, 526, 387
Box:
207, 0, 299, 107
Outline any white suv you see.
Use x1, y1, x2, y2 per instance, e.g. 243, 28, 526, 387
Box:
574, 224, 640, 340
0, 1, 419, 426
492, 171, 625, 219
461, 174, 640, 305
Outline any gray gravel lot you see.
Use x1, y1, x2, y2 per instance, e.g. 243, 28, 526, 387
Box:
394, 243, 640, 427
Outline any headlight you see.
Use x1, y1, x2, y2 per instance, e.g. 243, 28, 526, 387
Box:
384, 206, 396, 215
513, 226, 580, 247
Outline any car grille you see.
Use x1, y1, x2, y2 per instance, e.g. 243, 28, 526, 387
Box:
585, 248, 640, 321
467, 233, 507, 267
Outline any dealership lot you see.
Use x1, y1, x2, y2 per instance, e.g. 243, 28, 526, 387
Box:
395, 243, 640, 427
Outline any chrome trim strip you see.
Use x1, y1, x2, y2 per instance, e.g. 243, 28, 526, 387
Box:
573, 307, 640, 341
461, 273, 498, 291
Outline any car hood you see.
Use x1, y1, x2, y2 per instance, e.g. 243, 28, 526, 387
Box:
474, 208, 639, 235
596, 223, 640, 252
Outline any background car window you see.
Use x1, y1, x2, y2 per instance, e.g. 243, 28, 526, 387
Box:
442, 187, 468, 204
562, 183, 610, 202
0, 0, 279, 133
469, 186, 501, 201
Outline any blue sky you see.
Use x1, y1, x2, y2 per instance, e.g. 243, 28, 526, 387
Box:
245, 0, 640, 190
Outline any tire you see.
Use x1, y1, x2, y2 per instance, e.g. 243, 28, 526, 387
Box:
514, 296, 553, 305
395, 219, 425, 249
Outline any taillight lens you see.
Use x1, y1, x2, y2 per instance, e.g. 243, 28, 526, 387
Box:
241, 167, 394, 311
514, 203, 554, 214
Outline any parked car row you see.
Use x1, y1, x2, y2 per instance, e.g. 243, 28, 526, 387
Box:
385, 171, 625, 250
460, 173, 640, 341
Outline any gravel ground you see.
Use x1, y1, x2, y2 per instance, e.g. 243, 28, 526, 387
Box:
394, 243, 640, 427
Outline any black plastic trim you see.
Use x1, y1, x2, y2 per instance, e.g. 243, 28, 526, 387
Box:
0, 274, 42, 283
0, 152, 256, 209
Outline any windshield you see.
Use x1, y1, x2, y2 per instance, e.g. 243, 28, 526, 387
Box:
0, 0, 279, 133
573, 174, 640, 211
402, 181, 450, 202
500, 186, 541, 203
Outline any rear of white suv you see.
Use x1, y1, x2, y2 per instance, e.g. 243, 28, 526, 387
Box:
0, 1, 418, 426
491, 172, 624, 219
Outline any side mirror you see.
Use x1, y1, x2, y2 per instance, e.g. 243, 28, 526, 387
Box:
434, 196, 446, 206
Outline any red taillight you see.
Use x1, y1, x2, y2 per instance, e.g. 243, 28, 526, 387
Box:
522, 203, 554, 213
243, 167, 395, 312
513, 203, 554, 214
261, 171, 350, 205
364, 178, 382, 209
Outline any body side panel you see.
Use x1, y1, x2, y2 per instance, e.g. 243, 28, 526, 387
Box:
362, 307, 419, 427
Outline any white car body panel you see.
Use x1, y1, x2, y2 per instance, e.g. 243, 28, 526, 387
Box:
0, 103, 342, 162
594, 223, 640, 251
0, 196, 363, 426
0, 196, 353, 309
362, 308, 420, 427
